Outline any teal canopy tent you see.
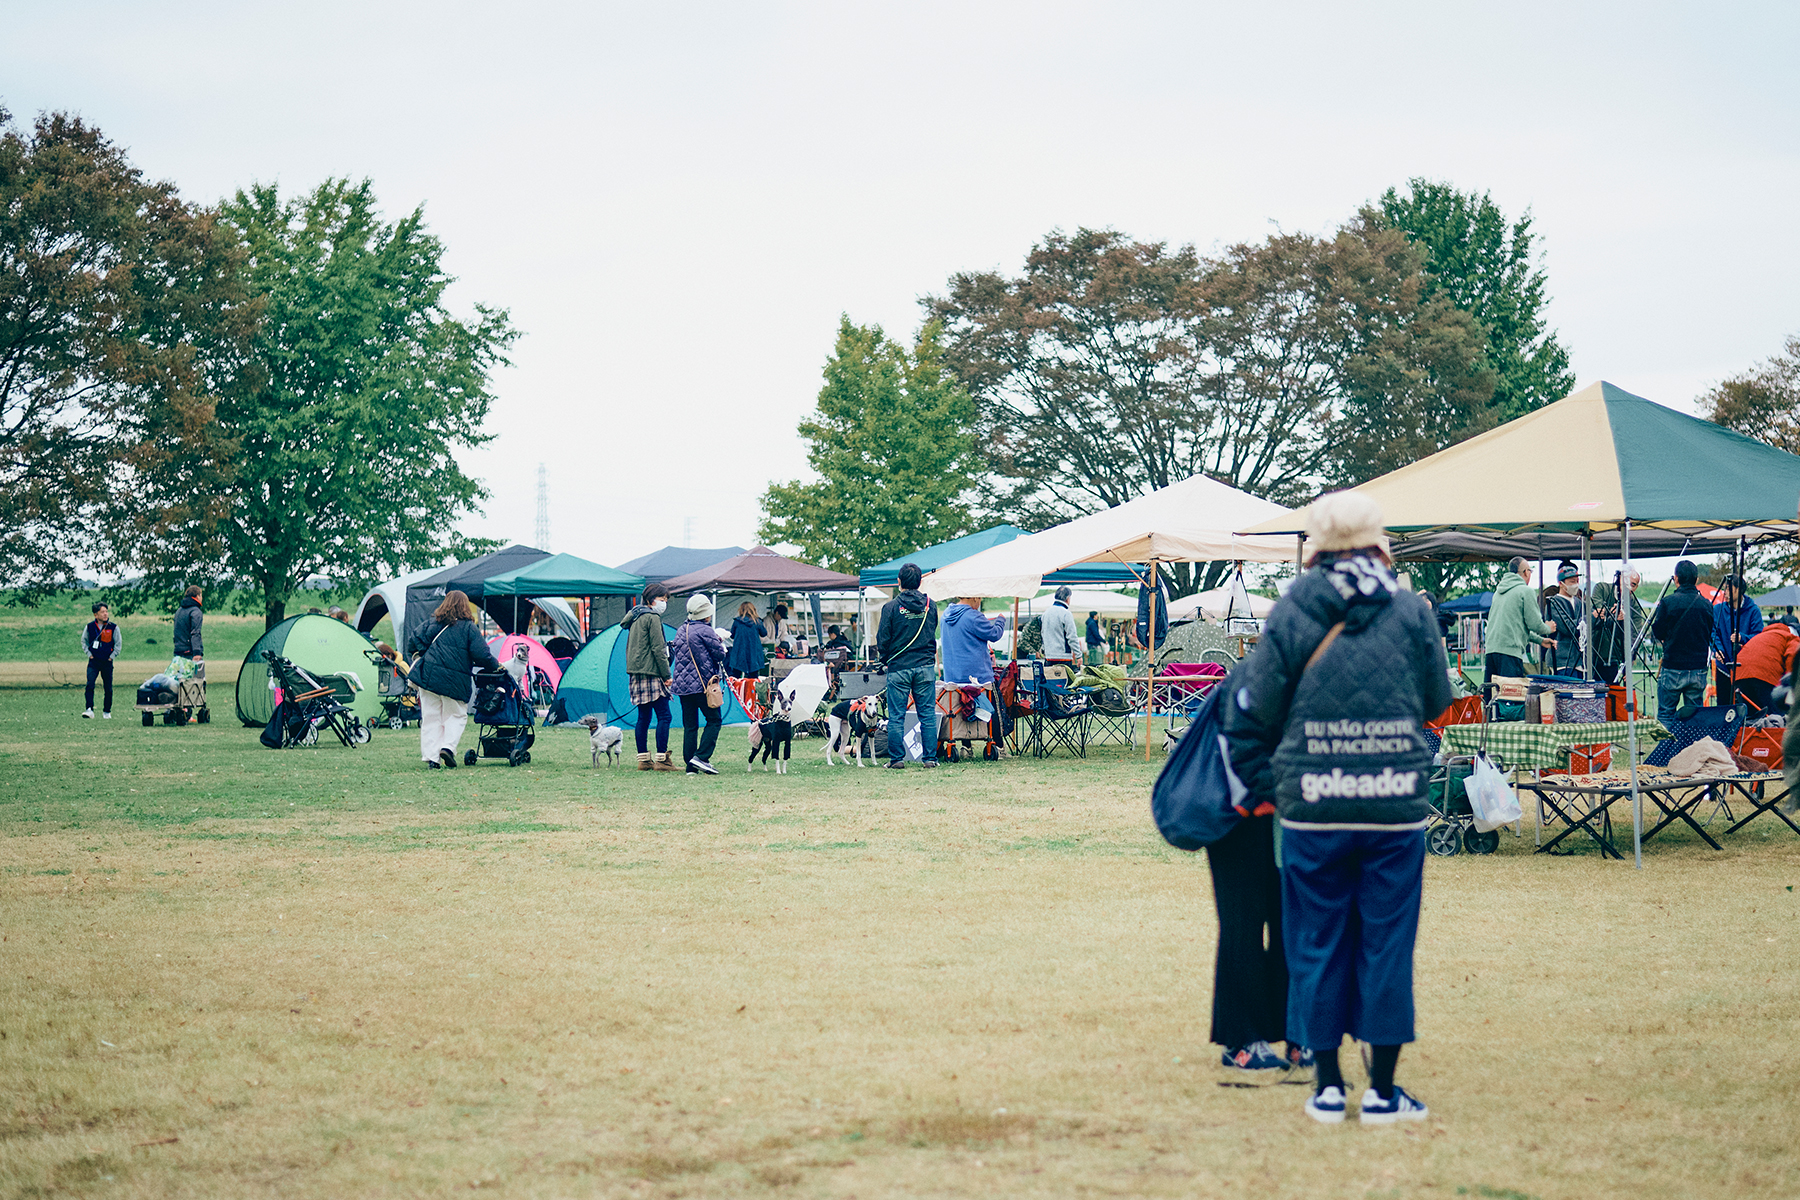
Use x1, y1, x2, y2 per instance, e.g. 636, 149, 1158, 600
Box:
860, 525, 1139, 588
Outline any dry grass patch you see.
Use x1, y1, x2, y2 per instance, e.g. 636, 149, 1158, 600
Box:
1, 686, 1798, 1196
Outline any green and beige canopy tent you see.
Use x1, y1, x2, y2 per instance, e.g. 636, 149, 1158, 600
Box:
1241, 381, 1800, 867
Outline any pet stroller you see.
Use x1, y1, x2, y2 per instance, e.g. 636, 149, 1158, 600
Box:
261, 651, 370, 748
1424, 692, 1504, 855
364, 649, 418, 730
464, 667, 536, 767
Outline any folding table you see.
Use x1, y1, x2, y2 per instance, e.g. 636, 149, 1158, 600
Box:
1514, 769, 1789, 859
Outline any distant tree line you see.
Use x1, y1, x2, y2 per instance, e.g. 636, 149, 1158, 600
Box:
0, 108, 512, 627
765, 180, 1575, 595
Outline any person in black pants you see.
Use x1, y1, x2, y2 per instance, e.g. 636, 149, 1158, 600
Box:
1208, 812, 1304, 1078
83, 602, 118, 718
671, 594, 727, 774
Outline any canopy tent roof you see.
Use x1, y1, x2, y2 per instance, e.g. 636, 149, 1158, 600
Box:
1165, 584, 1277, 622
403, 545, 555, 647
661, 545, 860, 595
1755, 584, 1800, 608
922, 474, 1297, 601
1438, 591, 1494, 614
616, 545, 745, 584
859, 526, 1139, 588
483, 553, 643, 598
1013, 589, 1139, 619
1241, 383, 1800, 558
357, 564, 581, 643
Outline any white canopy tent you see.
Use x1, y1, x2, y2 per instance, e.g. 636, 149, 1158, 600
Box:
1013, 589, 1139, 619
1166, 581, 1276, 622
920, 474, 1297, 601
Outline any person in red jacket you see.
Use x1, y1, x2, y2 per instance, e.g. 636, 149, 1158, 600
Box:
1734, 618, 1799, 714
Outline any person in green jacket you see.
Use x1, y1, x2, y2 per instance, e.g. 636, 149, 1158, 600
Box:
622, 583, 675, 771
1485, 557, 1554, 681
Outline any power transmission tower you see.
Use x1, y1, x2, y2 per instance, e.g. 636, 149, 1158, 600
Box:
535, 464, 550, 551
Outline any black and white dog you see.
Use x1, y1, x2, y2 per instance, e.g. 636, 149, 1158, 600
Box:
747, 695, 795, 774
825, 697, 882, 767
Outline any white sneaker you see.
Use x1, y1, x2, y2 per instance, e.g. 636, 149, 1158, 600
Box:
82, 709, 94, 718
1359, 1086, 1428, 1125
1305, 1085, 1347, 1124
102, 711, 112, 719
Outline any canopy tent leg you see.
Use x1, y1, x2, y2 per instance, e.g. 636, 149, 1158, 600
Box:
1145, 568, 1159, 763
1623, 520, 1642, 869
1581, 533, 1593, 679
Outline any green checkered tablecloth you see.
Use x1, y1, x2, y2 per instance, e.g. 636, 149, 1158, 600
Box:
1438, 720, 1669, 770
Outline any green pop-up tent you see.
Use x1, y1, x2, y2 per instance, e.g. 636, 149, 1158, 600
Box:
236, 614, 385, 727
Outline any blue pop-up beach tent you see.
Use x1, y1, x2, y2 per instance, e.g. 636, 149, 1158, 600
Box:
553, 621, 752, 727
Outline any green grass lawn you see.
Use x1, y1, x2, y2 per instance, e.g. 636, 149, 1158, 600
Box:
0, 591, 395, 688
2, 685, 1797, 1199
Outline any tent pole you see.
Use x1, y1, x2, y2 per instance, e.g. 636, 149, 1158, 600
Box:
1582, 533, 1593, 679
1623, 520, 1642, 869
1145, 566, 1158, 763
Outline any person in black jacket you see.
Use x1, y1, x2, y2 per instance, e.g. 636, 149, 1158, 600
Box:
406, 589, 500, 769
1650, 560, 1712, 723
875, 563, 939, 769
1223, 491, 1450, 1126
82, 602, 119, 718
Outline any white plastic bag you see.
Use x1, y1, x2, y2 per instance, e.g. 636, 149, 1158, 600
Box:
1467, 753, 1522, 832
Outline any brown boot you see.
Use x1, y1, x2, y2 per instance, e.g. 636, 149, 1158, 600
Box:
652, 751, 677, 772
636, 753, 653, 771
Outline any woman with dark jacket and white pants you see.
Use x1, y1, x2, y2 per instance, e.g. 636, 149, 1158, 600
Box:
406, 590, 501, 769
671, 594, 727, 774
1223, 492, 1451, 1126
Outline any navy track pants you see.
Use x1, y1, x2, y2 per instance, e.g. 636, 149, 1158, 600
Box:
1280, 824, 1424, 1049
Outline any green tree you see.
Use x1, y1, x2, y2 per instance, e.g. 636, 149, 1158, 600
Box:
1699, 332, 1800, 583
759, 317, 977, 575
0, 108, 256, 602
1376, 180, 1575, 422
929, 222, 1495, 594
128, 179, 516, 628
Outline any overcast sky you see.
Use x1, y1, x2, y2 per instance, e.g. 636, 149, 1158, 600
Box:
7, 1, 1798, 573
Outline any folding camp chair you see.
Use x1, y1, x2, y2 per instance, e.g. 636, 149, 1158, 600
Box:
1022, 658, 1089, 758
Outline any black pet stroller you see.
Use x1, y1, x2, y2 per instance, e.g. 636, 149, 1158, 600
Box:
464, 667, 535, 767
261, 651, 370, 748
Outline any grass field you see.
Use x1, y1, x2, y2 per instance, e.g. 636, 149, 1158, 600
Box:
2, 683, 1798, 1199
0, 592, 394, 689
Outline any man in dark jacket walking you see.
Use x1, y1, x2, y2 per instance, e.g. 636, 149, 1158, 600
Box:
169, 585, 206, 711
876, 563, 939, 769
1651, 560, 1713, 722
1223, 492, 1450, 1126
82, 602, 119, 718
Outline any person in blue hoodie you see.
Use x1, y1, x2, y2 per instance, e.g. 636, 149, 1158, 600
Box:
942, 595, 1007, 687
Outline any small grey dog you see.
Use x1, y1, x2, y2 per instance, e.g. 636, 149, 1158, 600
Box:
578, 714, 623, 766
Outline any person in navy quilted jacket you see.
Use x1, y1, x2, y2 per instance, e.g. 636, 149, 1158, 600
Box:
1223, 490, 1451, 1127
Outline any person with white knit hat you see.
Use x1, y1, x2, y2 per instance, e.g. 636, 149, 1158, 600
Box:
1222, 490, 1450, 1127
670, 593, 726, 774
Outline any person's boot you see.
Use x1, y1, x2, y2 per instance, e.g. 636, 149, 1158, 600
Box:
636, 752, 653, 771
653, 751, 676, 771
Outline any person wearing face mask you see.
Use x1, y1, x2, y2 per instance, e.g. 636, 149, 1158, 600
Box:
621, 583, 676, 770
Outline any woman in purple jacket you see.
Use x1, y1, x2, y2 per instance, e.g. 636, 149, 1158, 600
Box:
670, 594, 727, 775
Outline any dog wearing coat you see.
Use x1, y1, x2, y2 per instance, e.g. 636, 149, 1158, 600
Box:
577, 714, 624, 766
747, 694, 795, 774
825, 697, 882, 767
